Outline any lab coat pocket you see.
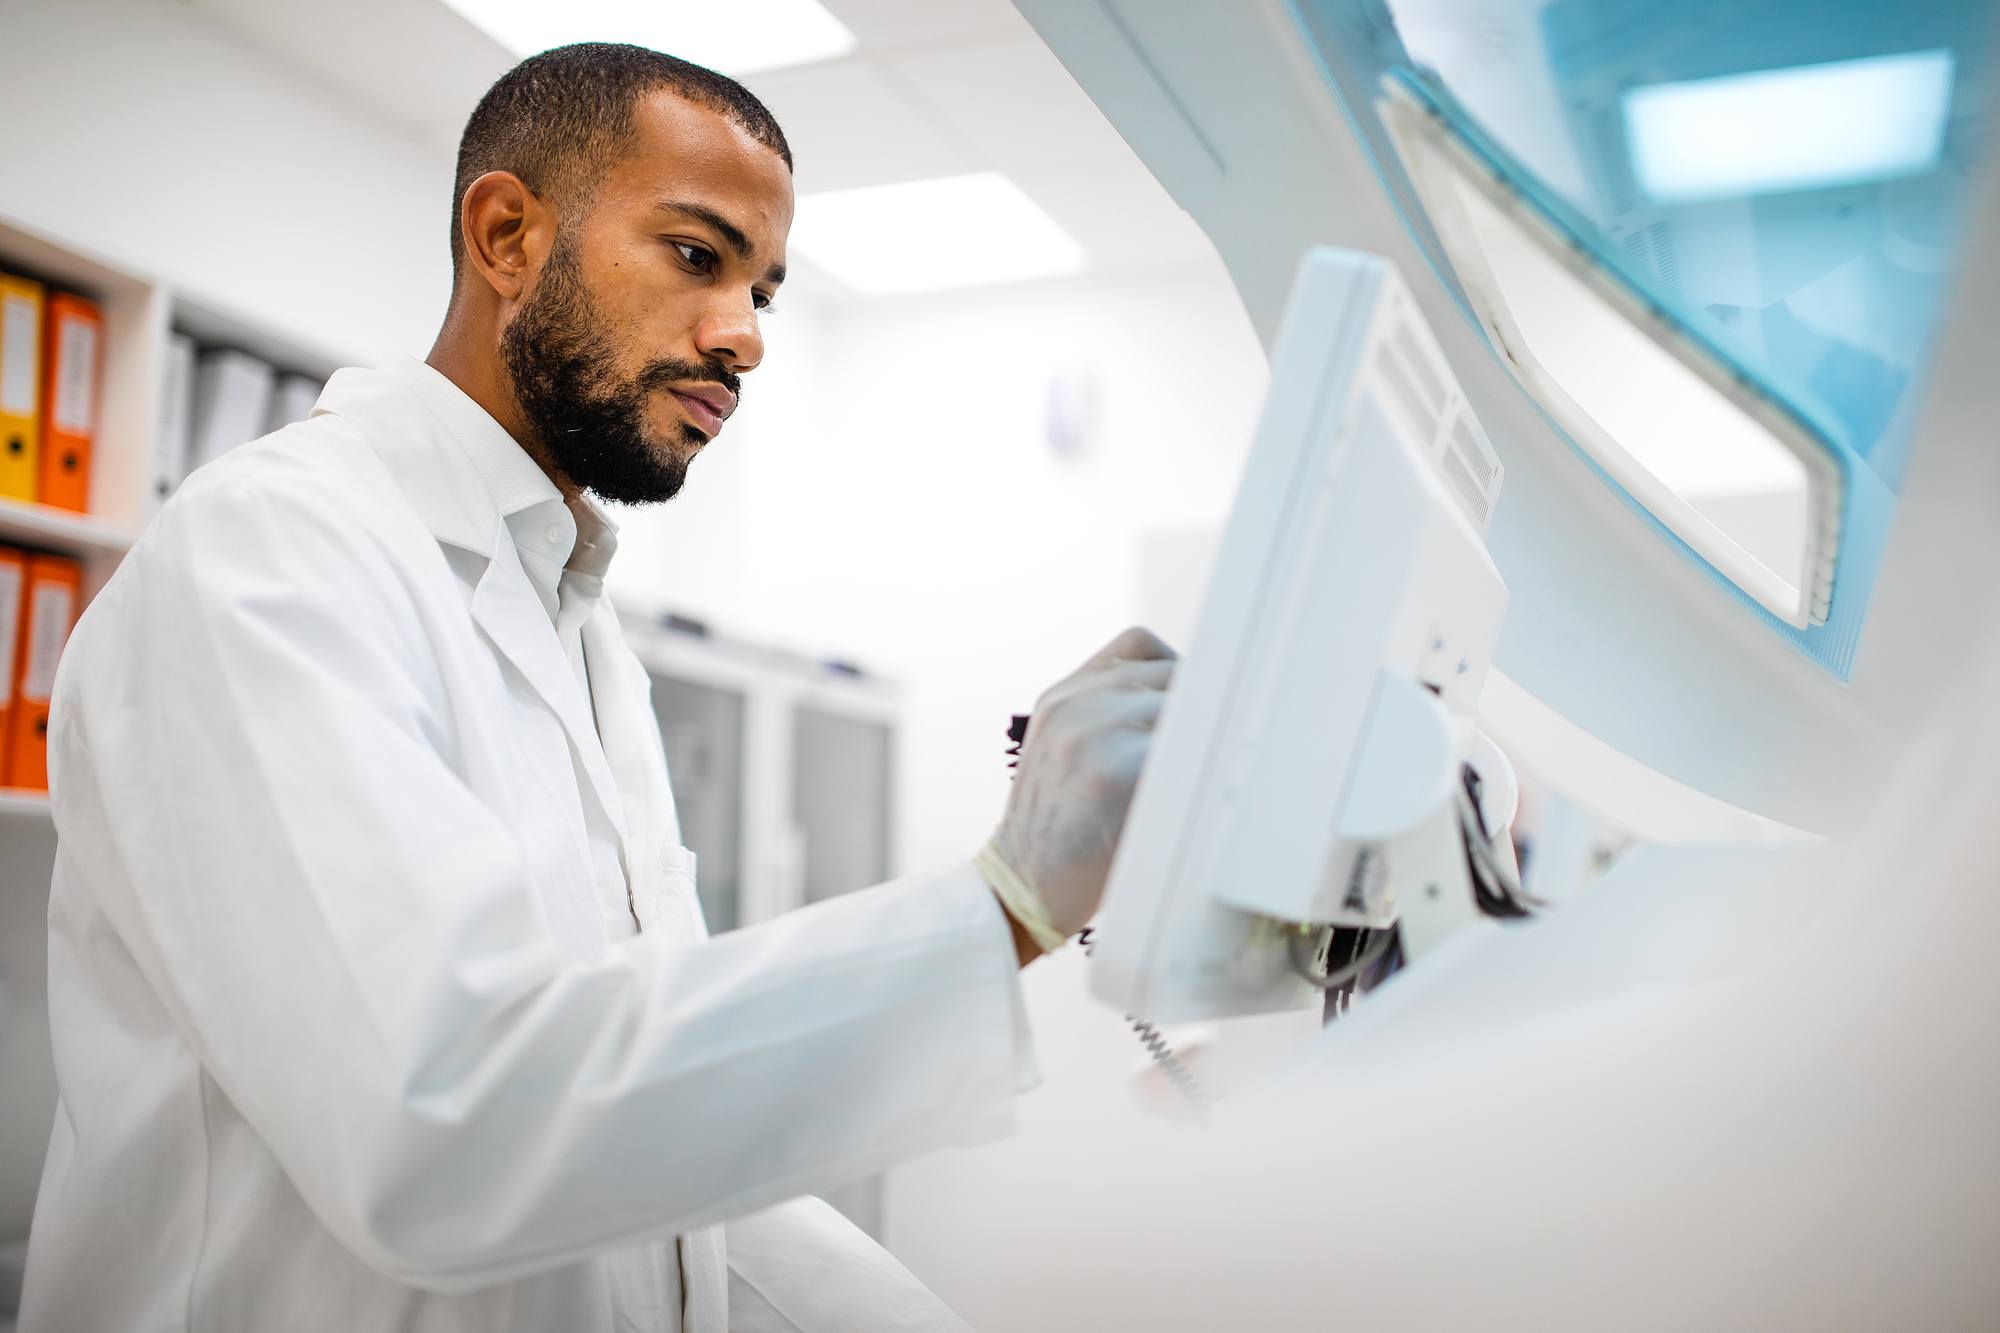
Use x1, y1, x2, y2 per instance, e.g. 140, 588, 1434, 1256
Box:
633, 840, 707, 942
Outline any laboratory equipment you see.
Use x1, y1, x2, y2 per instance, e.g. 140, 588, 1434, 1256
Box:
1012, 0, 1996, 849
989, 4, 2000, 1323
1091, 246, 1513, 1024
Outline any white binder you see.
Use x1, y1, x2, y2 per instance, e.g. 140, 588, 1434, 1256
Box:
151, 333, 197, 508
265, 373, 324, 434
187, 349, 276, 474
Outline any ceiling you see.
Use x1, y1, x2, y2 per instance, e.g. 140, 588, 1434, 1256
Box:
179, 0, 1220, 296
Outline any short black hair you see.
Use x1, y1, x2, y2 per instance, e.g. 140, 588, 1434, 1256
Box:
450, 42, 792, 279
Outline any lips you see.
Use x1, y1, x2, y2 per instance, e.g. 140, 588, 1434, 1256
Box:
669, 383, 736, 437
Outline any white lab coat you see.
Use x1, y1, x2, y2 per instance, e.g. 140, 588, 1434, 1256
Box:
19, 357, 1036, 1331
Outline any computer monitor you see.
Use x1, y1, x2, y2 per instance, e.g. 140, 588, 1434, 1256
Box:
1090, 248, 1507, 1025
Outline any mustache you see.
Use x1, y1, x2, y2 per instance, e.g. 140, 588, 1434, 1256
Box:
636, 357, 741, 403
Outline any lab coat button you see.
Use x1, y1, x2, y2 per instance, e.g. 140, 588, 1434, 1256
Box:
545, 524, 564, 545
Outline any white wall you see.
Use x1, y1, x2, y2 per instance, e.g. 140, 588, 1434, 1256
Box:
0, 0, 450, 360
610, 268, 1267, 875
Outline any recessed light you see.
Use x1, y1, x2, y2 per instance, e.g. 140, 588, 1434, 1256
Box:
1624, 49, 1955, 204
437, 0, 858, 75
791, 173, 1087, 296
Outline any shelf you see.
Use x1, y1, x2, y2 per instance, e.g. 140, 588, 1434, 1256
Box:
174, 291, 348, 382
0, 789, 52, 821
0, 496, 137, 557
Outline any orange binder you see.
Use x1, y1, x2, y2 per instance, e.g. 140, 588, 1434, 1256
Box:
0, 273, 45, 503
6, 552, 81, 792
38, 292, 101, 512
0, 547, 24, 784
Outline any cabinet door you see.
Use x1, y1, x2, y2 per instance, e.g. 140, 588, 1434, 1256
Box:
649, 673, 747, 933
790, 707, 894, 904
789, 706, 894, 1238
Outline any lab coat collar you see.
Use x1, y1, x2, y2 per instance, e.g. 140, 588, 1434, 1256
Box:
319, 356, 516, 558
317, 358, 632, 850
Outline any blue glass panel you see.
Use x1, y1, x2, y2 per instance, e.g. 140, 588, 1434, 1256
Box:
1289, 0, 1994, 675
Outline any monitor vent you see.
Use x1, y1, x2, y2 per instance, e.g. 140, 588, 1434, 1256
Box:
1441, 441, 1493, 527
1443, 412, 1502, 531
1376, 347, 1437, 440
1451, 416, 1498, 485
1393, 322, 1449, 413
1372, 317, 1504, 532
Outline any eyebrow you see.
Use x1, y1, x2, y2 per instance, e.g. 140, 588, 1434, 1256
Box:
656, 199, 787, 284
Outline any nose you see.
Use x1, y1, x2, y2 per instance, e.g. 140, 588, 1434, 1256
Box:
695, 291, 764, 374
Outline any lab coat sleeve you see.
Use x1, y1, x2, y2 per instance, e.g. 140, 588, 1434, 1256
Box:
53, 470, 1039, 1292
726, 1197, 973, 1332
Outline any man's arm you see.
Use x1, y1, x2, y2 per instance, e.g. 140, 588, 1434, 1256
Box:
56, 470, 1035, 1294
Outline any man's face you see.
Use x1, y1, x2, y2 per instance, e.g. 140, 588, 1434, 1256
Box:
502, 92, 794, 505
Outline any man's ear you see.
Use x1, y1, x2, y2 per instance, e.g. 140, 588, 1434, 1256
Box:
459, 170, 554, 303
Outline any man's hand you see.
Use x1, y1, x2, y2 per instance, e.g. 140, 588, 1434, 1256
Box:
984, 627, 1177, 963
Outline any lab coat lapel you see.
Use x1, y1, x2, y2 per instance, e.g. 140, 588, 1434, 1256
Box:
324, 362, 625, 830
581, 605, 671, 847
467, 530, 628, 846
582, 606, 713, 942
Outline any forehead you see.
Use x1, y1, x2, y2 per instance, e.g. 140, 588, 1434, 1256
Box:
595, 90, 795, 243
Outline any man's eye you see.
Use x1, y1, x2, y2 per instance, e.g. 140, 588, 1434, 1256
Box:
752, 291, 777, 313
673, 241, 715, 271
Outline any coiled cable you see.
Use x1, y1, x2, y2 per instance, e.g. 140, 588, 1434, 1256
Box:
1005, 714, 1207, 1120
1078, 927, 1209, 1121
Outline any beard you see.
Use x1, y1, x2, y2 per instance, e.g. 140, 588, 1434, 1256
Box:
500, 236, 739, 506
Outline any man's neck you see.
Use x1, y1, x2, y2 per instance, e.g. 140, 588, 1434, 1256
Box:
426, 325, 583, 501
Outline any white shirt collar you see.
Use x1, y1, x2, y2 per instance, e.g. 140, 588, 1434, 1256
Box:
390, 356, 622, 610
565, 492, 620, 582
395, 356, 565, 518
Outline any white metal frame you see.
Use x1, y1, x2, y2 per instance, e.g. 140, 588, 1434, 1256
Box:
621, 617, 903, 928
1378, 79, 1841, 630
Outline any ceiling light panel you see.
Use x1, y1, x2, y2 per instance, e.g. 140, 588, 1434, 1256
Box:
792, 173, 1087, 295
1623, 50, 1956, 204
436, 0, 857, 75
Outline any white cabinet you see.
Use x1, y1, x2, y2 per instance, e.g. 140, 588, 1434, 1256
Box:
626, 617, 901, 935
